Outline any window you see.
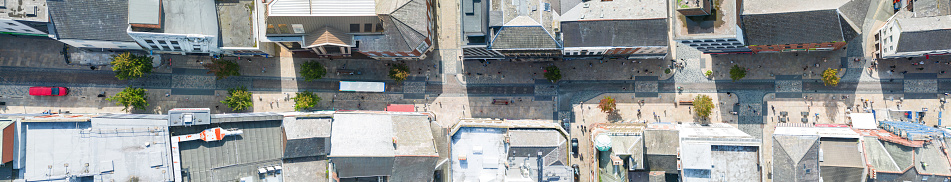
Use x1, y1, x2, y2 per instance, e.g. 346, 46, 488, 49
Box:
170, 41, 179, 46
815, 45, 820, 47
5, 22, 16, 26
757, 47, 762, 50
827, 44, 833, 47
785, 46, 791, 48
350, 24, 360, 32
364, 23, 372, 32
768, 47, 774, 49
4, 28, 13, 31
22, 29, 32, 32
797, 46, 803, 48
82, 44, 93, 47
292, 24, 304, 33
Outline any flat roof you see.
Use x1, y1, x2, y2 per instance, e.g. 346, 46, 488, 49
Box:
450, 127, 508, 182
559, 0, 666, 21
283, 157, 328, 182
773, 126, 862, 138
0, 0, 48, 22
330, 113, 436, 157
912, 0, 951, 17
681, 144, 760, 182
171, 120, 284, 182
680, 123, 757, 140
22, 121, 173, 182
742, 0, 850, 15
162, 0, 219, 35
129, 0, 160, 25
284, 117, 331, 139
217, 0, 256, 47
673, 0, 738, 39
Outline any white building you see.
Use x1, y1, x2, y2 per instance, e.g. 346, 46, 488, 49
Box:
126, 0, 219, 55
876, 13, 951, 59
0, 0, 50, 36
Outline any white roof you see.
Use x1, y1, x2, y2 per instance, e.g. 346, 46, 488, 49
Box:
268, 0, 376, 16
850, 113, 877, 130
339, 81, 386, 92
774, 126, 862, 138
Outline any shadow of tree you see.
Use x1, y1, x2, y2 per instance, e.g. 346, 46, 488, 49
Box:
607, 110, 622, 122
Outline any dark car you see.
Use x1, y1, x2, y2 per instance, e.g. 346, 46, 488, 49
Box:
571, 138, 579, 156
29, 87, 68, 96
572, 164, 580, 182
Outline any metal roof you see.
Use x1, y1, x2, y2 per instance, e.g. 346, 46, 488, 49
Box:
172, 120, 284, 182
268, 0, 376, 16
22, 121, 173, 182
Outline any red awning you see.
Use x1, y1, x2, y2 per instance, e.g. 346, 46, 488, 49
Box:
386, 104, 415, 112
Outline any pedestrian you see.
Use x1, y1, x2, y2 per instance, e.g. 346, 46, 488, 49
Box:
215, 105, 219, 109
262, 67, 266, 73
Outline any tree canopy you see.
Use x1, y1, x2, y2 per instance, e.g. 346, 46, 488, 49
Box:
204, 59, 241, 80
544, 66, 562, 82
221, 86, 253, 111
729, 65, 746, 82
110, 52, 153, 80
822, 68, 840, 86
597, 96, 616, 113
107, 87, 149, 111
389, 63, 410, 82
694, 94, 714, 119
292, 91, 321, 111
300, 61, 327, 81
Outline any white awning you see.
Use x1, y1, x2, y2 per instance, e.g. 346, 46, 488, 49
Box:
339, 81, 385, 92
850, 113, 877, 129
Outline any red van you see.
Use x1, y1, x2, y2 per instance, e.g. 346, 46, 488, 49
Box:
29, 87, 68, 96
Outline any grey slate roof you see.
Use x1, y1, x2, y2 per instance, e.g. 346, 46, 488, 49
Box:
863, 137, 901, 172
172, 120, 284, 182
489, 26, 560, 49
352, 0, 430, 53
896, 30, 951, 53
47, 0, 135, 42
741, 10, 851, 45
772, 135, 820, 182
561, 19, 668, 48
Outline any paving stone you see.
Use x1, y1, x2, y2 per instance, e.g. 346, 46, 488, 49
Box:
904, 79, 937, 93
775, 80, 803, 92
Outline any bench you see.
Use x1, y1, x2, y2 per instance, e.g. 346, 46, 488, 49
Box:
492, 99, 510, 105
678, 100, 694, 105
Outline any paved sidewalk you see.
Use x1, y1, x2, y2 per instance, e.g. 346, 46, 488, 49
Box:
461, 59, 675, 84
710, 50, 847, 80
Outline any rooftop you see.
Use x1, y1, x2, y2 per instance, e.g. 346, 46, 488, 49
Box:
773, 125, 862, 138
681, 144, 761, 182
863, 137, 902, 172
560, 19, 668, 48
217, 0, 256, 47
742, 0, 852, 15
461, 0, 487, 38
283, 157, 328, 182
893, 16, 951, 53
911, 0, 951, 17
818, 138, 866, 182
673, 0, 738, 39
0, 0, 48, 22
559, 0, 666, 21
771, 135, 820, 182
487, 0, 559, 49
171, 119, 284, 182
451, 126, 571, 182
47, 0, 135, 41
138, 0, 218, 35
267, 0, 375, 16
741, 10, 856, 45
22, 121, 174, 182
679, 123, 760, 144
914, 141, 951, 175
283, 117, 331, 158
329, 112, 438, 180
450, 127, 508, 182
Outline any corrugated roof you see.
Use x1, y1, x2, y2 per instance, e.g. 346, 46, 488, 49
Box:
173, 120, 284, 182
47, 0, 135, 41
561, 19, 668, 48
268, 0, 376, 16
742, 10, 850, 45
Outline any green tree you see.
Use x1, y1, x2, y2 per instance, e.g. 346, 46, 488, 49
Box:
204, 59, 241, 80
544, 66, 562, 82
300, 61, 327, 81
822, 68, 840, 86
694, 94, 714, 119
705, 70, 713, 77
729, 65, 746, 82
110, 52, 153, 80
221, 87, 253, 111
107, 87, 149, 111
597, 96, 616, 113
389, 63, 410, 82
292, 91, 322, 111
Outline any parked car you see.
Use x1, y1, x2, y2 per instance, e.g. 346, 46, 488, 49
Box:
571, 138, 579, 156
29, 87, 68, 96
572, 164, 580, 182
